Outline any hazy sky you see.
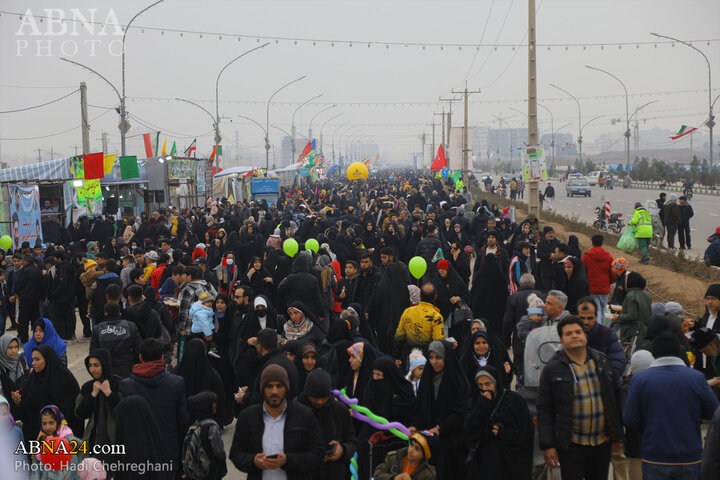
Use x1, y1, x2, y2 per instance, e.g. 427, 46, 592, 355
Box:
1, 0, 718, 164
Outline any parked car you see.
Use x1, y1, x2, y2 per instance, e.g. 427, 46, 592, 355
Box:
586, 171, 601, 185
566, 178, 592, 197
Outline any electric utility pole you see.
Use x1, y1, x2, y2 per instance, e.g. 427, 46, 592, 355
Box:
452, 85, 481, 181
527, 0, 540, 218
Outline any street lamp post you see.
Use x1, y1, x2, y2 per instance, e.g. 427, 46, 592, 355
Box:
337, 125, 357, 166
60, 57, 122, 147
331, 121, 351, 165
266, 76, 306, 170
651, 32, 714, 169
214, 43, 270, 170
121, 0, 165, 156
537, 103, 555, 168
629, 100, 658, 159
291, 93, 324, 161
580, 116, 605, 163
550, 83, 583, 162
308, 104, 337, 142
586, 65, 630, 171
320, 113, 344, 154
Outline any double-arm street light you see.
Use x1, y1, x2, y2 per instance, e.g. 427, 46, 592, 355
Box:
651, 32, 714, 168
308, 104, 337, 141
291, 93, 324, 160
586, 65, 630, 171
62, 0, 164, 156
550, 83, 583, 162
331, 121, 351, 164
213, 43, 270, 167
320, 113, 344, 154
266, 76, 306, 170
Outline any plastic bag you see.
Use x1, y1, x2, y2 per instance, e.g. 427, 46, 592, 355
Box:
617, 226, 639, 253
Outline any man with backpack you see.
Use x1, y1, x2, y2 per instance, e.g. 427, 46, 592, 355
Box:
183, 391, 227, 480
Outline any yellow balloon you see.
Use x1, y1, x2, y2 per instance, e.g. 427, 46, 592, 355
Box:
346, 162, 369, 180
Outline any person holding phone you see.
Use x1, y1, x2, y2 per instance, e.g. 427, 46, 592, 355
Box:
230, 364, 325, 479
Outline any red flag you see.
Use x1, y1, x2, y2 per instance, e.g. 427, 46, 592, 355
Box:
430, 145, 447, 172
83, 152, 104, 179
209, 144, 218, 160
296, 141, 312, 162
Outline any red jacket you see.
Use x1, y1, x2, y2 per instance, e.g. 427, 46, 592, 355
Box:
582, 247, 615, 295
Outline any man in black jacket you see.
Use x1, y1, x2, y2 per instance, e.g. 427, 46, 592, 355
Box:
120, 338, 189, 474
123, 285, 163, 341
277, 253, 324, 324
230, 364, 324, 480
49, 251, 77, 340
295, 369, 357, 480
235, 328, 300, 408
354, 253, 381, 308
537, 226, 561, 291
91, 302, 142, 378
678, 195, 694, 250
502, 273, 547, 353
538, 316, 624, 480
91, 259, 123, 326
12, 254, 44, 343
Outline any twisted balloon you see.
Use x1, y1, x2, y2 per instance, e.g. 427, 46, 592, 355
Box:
332, 388, 411, 441
349, 453, 359, 480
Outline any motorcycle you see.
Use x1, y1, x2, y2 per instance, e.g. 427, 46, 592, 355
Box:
683, 188, 693, 200
593, 206, 625, 234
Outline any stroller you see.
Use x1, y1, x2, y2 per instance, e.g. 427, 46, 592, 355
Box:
368, 431, 408, 477
517, 326, 562, 480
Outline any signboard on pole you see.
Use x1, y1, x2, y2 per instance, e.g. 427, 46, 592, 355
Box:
522, 146, 548, 182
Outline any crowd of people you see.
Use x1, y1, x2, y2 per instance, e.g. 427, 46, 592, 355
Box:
0, 170, 719, 480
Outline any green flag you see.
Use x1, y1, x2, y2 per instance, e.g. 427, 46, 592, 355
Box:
170, 141, 177, 155
119, 156, 139, 179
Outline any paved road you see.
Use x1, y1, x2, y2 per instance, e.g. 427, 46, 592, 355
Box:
515, 180, 720, 259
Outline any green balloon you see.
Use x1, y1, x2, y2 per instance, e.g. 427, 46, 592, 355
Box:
305, 238, 319, 254
283, 238, 299, 257
408, 256, 427, 280
0, 235, 12, 251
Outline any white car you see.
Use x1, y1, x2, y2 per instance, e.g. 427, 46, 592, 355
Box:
586, 171, 601, 186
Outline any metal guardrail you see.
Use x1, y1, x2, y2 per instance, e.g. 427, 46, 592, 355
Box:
630, 183, 720, 196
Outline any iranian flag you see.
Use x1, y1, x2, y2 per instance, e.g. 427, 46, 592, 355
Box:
184, 139, 197, 157
670, 125, 697, 140
143, 131, 160, 158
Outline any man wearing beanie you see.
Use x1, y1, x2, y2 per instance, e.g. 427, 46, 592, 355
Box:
230, 364, 325, 480
538, 316, 624, 480
629, 201, 653, 264
295, 369, 358, 479
624, 332, 718, 479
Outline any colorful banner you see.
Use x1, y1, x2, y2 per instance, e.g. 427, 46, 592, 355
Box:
168, 159, 196, 180
8, 184, 43, 249
522, 146, 548, 182
196, 162, 206, 194
0, 188, 8, 238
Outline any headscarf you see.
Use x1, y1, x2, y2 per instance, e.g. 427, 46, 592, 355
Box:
0, 334, 26, 382
20, 346, 82, 442
23, 319, 66, 366
284, 304, 314, 340
471, 332, 491, 367
37, 404, 68, 441
362, 357, 415, 425
175, 339, 223, 397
